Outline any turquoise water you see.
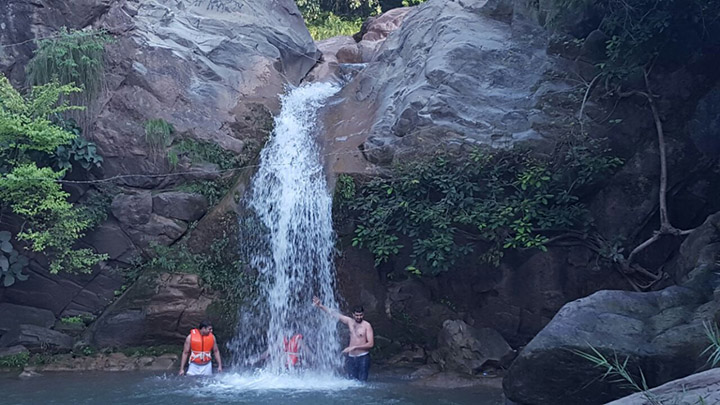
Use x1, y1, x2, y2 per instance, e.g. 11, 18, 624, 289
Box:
0, 369, 503, 404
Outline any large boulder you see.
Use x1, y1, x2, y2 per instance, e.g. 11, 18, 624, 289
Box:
502, 212, 720, 405
91, 273, 213, 347
323, 0, 573, 173
0, 324, 73, 353
430, 320, 514, 375
607, 369, 720, 405
152, 192, 208, 222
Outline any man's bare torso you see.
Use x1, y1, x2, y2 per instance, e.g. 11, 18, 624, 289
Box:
347, 320, 371, 356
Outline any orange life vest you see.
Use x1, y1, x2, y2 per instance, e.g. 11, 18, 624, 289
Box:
283, 334, 303, 366
189, 328, 215, 365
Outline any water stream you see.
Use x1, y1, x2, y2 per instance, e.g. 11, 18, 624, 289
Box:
229, 82, 344, 376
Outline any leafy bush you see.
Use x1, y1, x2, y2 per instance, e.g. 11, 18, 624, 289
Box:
54, 120, 103, 172
0, 75, 107, 277
0, 352, 29, 368
340, 139, 621, 275
173, 138, 239, 171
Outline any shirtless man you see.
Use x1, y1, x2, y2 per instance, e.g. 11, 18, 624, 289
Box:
313, 296, 374, 381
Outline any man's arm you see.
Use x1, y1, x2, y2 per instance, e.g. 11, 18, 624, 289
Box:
313, 296, 352, 325
179, 335, 191, 375
213, 340, 223, 372
342, 323, 375, 353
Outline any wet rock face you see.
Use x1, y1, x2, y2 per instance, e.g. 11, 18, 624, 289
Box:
502, 212, 720, 405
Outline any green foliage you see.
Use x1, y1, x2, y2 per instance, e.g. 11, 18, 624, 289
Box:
54, 120, 103, 172
26, 27, 111, 102
0, 231, 29, 287
0, 76, 82, 165
177, 178, 234, 207
0, 75, 106, 277
173, 138, 240, 171
307, 13, 364, 40
145, 119, 174, 151
76, 185, 115, 229
144, 236, 253, 307
552, 0, 720, 78
297, 0, 380, 22
60, 315, 85, 325
401, 0, 425, 6
701, 321, 720, 368
574, 346, 659, 404
0, 351, 29, 368
341, 138, 621, 275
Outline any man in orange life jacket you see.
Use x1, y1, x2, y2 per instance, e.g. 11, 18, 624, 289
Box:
179, 321, 223, 376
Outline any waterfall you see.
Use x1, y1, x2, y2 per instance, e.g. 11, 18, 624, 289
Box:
230, 82, 343, 375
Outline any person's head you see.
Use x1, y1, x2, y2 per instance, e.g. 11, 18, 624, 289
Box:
198, 320, 213, 336
352, 305, 364, 324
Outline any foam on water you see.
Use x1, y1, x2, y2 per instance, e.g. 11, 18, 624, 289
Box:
229, 82, 345, 378
197, 370, 362, 393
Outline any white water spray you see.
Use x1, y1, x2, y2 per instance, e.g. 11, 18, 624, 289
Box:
231, 82, 344, 377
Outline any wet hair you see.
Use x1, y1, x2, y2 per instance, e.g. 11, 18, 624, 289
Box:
199, 320, 212, 329
352, 305, 364, 314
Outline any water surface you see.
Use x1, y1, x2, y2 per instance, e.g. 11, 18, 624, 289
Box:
1, 369, 503, 404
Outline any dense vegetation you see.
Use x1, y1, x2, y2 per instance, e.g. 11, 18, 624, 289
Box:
337, 138, 622, 276
0, 77, 107, 284
0, 29, 111, 286
296, 0, 426, 39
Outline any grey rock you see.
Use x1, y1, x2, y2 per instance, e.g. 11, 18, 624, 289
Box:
82, 220, 136, 263
0, 303, 56, 334
124, 214, 188, 249
503, 212, 720, 405
607, 368, 720, 405
324, 0, 573, 173
0, 324, 73, 353
111, 192, 152, 226
153, 192, 208, 222
0, 345, 29, 358
431, 320, 515, 375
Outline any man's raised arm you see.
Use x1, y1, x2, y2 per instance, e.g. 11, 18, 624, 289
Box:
313, 296, 351, 325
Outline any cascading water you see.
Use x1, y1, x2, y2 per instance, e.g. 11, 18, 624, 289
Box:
230, 82, 344, 376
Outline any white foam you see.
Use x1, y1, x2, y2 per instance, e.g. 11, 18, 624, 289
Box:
196, 370, 362, 393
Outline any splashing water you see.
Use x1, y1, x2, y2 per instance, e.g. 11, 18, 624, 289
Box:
230, 82, 344, 378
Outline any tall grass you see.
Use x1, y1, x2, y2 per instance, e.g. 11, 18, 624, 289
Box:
26, 27, 111, 130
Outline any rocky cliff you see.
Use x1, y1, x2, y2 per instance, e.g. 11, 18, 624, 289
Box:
0, 0, 317, 352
